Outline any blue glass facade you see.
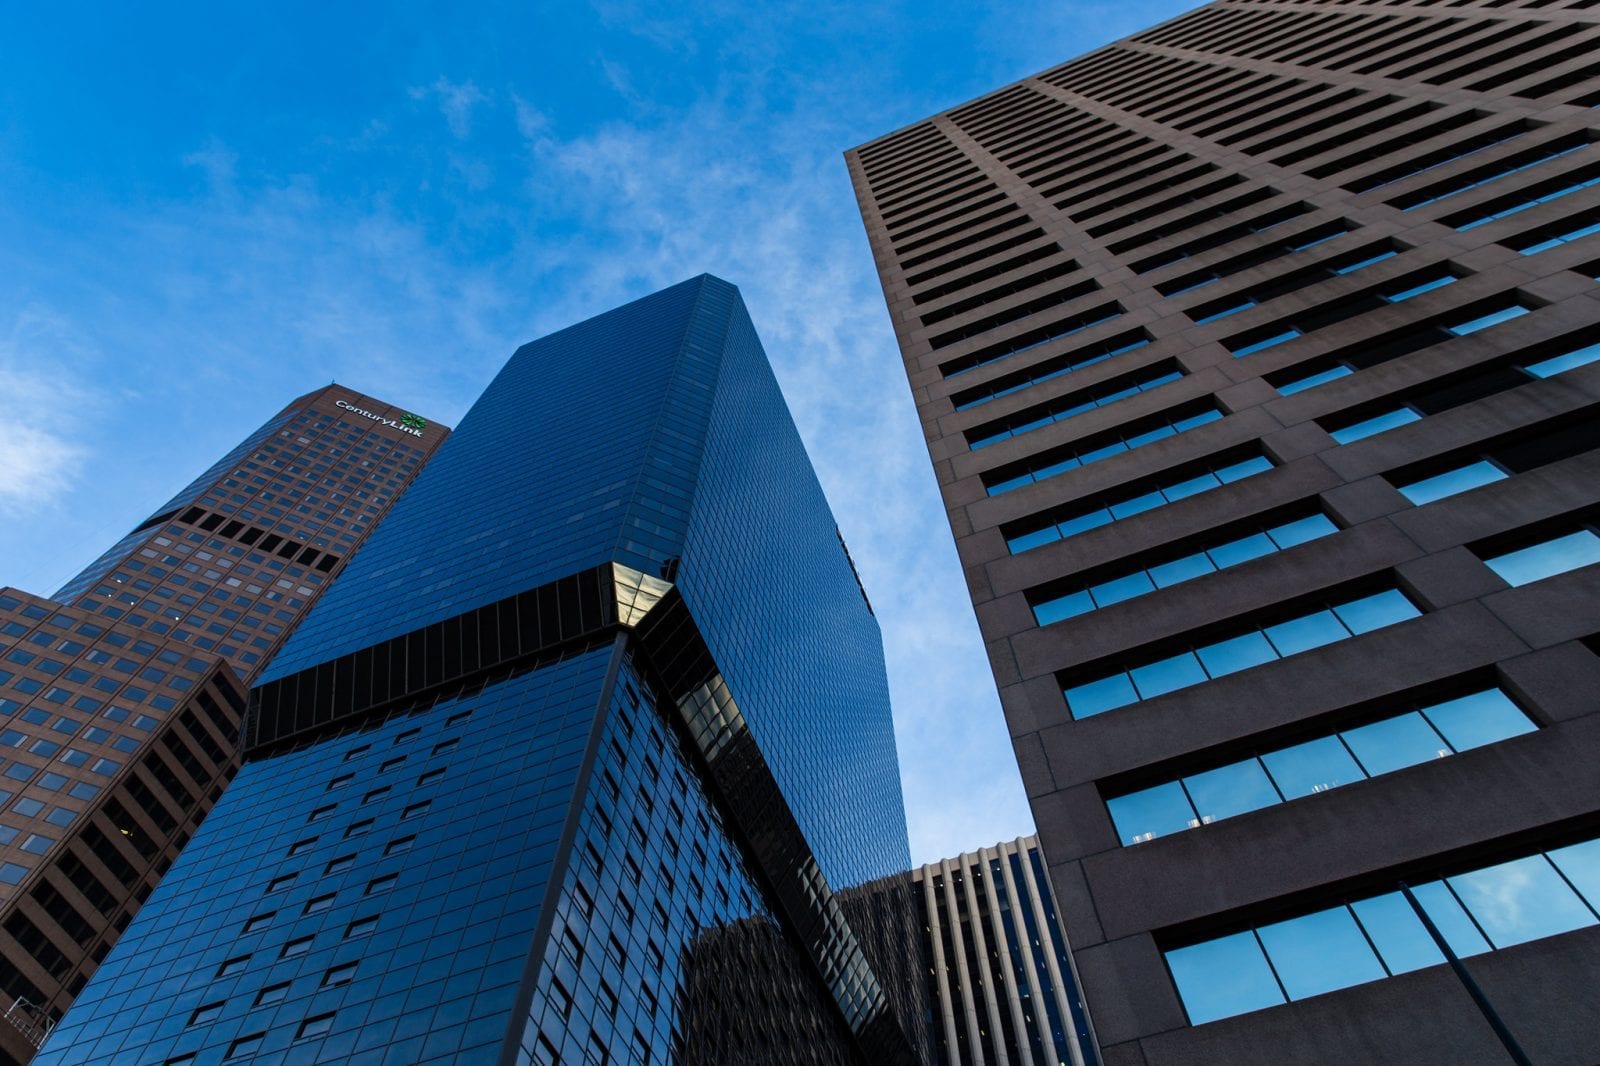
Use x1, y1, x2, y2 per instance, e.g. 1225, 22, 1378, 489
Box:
36, 276, 923, 1064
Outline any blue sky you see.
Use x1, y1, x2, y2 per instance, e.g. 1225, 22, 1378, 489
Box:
0, 0, 1193, 865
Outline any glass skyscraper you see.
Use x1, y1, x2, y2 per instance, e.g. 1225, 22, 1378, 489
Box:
34, 275, 925, 1064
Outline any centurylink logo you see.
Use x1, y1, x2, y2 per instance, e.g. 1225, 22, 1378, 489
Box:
335, 399, 426, 437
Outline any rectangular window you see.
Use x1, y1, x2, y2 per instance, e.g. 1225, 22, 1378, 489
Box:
1033, 511, 1337, 625
1108, 688, 1533, 845
985, 404, 1224, 495
1064, 587, 1420, 717
1481, 530, 1600, 587
1007, 453, 1274, 554
1164, 833, 1600, 1025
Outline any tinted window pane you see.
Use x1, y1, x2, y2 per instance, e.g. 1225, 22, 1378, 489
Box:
1060, 507, 1116, 535
1166, 932, 1286, 1025
1035, 590, 1095, 626
1010, 526, 1060, 553
1183, 760, 1281, 824
1420, 690, 1535, 752
1130, 652, 1208, 700
1160, 474, 1219, 502
1411, 880, 1492, 957
1398, 460, 1506, 505
1091, 571, 1156, 608
1484, 531, 1600, 587
1149, 553, 1215, 589
1261, 736, 1365, 799
1264, 610, 1347, 657
1331, 407, 1421, 444
1257, 907, 1387, 1000
1267, 513, 1338, 549
1107, 782, 1196, 845
1341, 713, 1448, 776
1332, 589, 1419, 635
1351, 893, 1444, 975
1278, 366, 1352, 395
1065, 673, 1139, 718
1524, 342, 1600, 378
1448, 855, 1596, 948
1109, 492, 1164, 520
1207, 533, 1276, 570
1195, 631, 1278, 678
1547, 840, 1600, 911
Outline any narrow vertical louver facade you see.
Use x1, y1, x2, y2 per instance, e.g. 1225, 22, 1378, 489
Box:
916, 836, 1096, 1066
850, 2, 1600, 1062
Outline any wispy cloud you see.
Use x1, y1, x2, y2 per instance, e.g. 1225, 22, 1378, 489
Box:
410, 76, 489, 139
0, 309, 96, 517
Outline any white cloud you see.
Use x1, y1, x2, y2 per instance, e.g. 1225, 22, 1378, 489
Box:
0, 310, 96, 516
411, 76, 489, 139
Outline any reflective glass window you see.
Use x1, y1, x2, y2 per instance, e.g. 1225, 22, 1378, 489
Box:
1149, 552, 1216, 588
1260, 736, 1364, 799
1330, 407, 1422, 444
1332, 589, 1419, 634
1483, 530, 1600, 586
1398, 460, 1506, 505
1183, 761, 1280, 825
1207, 532, 1275, 569
1090, 571, 1156, 608
1035, 590, 1094, 626
1341, 713, 1448, 775
1194, 631, 1276, 678
1263, 610, 1347, 657
1420, 689, 1535, 751
1166, 932, 1285, 1024
1548, 840, 1600, 909
1256, 907, 1386, 999
1130, 652, 1208, 700
1064, 674, 1139, 719
1267, 513, 1338, 549
1523, 341, 1600, 378
1350, 893, 1444, 975
1447, 856, 1596, 948
1107, 782, 1196, 845
1278, 365, 1353, 396
1410, 879, 1493, 957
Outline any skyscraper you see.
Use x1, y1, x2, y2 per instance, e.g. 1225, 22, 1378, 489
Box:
0, 386, 446, 1062
849, 3, 1600, 1062
916, 835, 1095, 1066
33, 275, 926, 1065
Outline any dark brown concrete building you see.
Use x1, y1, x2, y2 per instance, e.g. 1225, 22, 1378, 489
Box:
849, 3, 1600, 1063
0, 385, 446, 1061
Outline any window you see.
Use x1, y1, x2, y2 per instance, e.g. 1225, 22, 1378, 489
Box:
303, 893, 335, 915
188, 1001, 225, 1026
1108, 689, 1534, 845
296, 1013, 335, 1040
1008, 454, 1274, 554
345, 916, 378, 939
1165, 835, 1600, 1025
1033, 512, 1337, 625
1397, 460, 1506, 505
1065, 588, 1420, 717
226, 1033, 265, 1059
266, 873, 297, 894
1482, 530, 1600, 587
280, 935, 313, 958
985, 405, 1224, 495
322, 962, 358, 987
242, 911, 275, 934
967, 361, 1184, 450
215, 955, 251, 978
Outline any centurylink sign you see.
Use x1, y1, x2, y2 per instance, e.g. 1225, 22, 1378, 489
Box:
335, 399, 427, 437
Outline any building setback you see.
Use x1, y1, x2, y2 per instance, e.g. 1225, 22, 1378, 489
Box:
848, 2, 1600, 1062
0, 385, 446, 1062
32, 275, 928, 1065
916, 835, 1095, 1066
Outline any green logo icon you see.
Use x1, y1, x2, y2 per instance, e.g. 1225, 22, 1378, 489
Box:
400, 414, 427, 431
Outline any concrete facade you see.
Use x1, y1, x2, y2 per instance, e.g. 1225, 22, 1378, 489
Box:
849, 2, 1600, 1062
